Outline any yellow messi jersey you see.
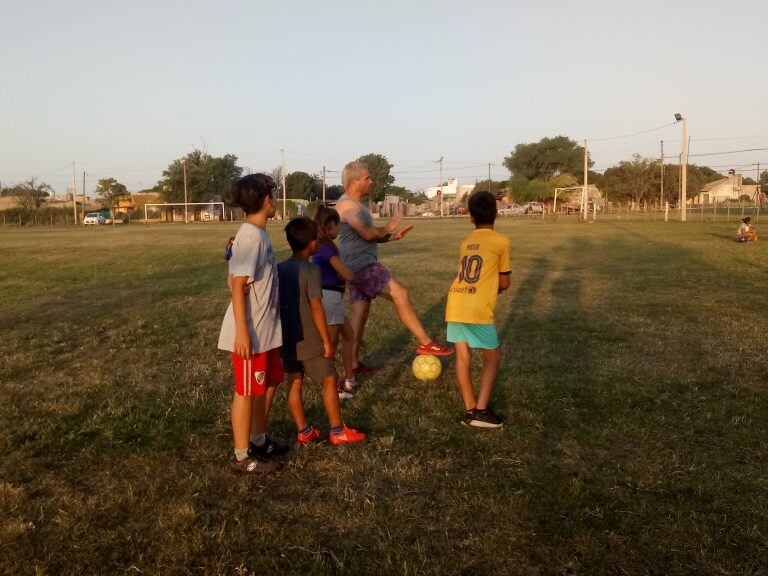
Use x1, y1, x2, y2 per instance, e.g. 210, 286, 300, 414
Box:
445, 228, 511, 324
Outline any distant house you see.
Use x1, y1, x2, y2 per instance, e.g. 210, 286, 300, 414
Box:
694, 171, 757, 204
422, 179, 475, 215
423, 178, 475, 202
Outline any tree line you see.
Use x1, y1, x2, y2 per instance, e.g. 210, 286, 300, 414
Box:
3, 137, 764, 216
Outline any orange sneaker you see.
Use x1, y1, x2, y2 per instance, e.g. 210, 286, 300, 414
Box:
417, 340, 454, 356
329, 424, 366, 445
296, 426, 321, 445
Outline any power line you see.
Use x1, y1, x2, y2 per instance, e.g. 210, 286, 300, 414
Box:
687, 146, 768, 158
588, 121, 678, 142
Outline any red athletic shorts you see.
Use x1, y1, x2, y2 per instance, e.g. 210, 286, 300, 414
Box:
231, 348, 284, 397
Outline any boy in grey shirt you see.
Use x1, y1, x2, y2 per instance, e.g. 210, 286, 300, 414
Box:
218, 174, 287, 474
277, 217, 366, 446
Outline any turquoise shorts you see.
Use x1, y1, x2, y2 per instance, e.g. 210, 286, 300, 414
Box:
446, 322, 499, 349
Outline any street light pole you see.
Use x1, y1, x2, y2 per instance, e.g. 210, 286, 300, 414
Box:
676, 114, 688, 222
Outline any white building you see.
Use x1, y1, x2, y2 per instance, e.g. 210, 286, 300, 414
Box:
694, 171, 758, 205
423, 178, 475, 201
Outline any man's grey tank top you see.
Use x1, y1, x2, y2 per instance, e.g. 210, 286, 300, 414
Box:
337, 193, 378, 273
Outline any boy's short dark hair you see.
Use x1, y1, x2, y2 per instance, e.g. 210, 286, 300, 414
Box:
233, 174, 276, 214
284, 217, 318, 252
468, 191, 497, 225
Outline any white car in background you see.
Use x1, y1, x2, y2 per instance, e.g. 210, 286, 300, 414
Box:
523, 202, 544, 214
498, 204, 522, 216
83, 212, 105, 225
421, 211, 435, 218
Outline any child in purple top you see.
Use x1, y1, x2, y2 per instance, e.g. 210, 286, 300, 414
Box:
312, 206, 358, 397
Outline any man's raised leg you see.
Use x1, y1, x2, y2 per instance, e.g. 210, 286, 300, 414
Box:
379, 277, 431, 345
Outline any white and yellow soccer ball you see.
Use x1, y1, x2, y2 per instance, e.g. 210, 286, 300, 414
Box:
412, 354, 442, 381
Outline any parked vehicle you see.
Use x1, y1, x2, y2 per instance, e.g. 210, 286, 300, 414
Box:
83, 212, 105, 225
421, 211, 435, 218
498, 204, 522, 216
523, 202, 544, 214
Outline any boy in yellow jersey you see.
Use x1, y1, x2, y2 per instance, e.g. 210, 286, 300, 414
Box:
445, 191, 511, 428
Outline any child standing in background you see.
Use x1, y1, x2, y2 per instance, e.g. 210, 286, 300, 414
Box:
313, 205, 359, 399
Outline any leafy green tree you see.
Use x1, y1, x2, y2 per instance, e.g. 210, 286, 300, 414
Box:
156, 150, 243, 204
324, 184, 344, 201
8, 178, 52, 209
509, 175, 552, 202
94, 178, 129, 224
602, 155, 656, 205
550, 173, 579, 190
285, 171, 322, 200
471, 180, 508, 200
504, 136, 592, 181
357, 153, 394, 202
587, 170, 605, 189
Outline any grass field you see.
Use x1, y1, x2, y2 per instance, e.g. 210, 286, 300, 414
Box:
1, 218, 767, 575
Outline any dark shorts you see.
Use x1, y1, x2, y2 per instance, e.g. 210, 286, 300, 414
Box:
349, 263, 392, 303
284, 355, 336, 382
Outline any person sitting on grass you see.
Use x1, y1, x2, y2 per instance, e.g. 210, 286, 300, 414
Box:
277, 217, 366, 446
737, 216, 758, 243
445, 191, 511, 428
217, 174, 287, 474
312, 205, 358, 399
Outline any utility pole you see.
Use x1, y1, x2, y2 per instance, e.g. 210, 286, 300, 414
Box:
71, 162, 78, 225
582, 139, 589, 220
82, 171, 87, 222
680, 117, 688, 222
182, 159, 189, 223
438, 156, 444, 217
757, 162, 761, 222
322, 166, 326, 204
660, 140, 665, 207
488, 163, 491, 193
678, 153, 682, 208
280, 148, 287, 219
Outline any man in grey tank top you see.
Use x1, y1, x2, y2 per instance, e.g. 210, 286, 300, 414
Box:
336, 161, 454, 373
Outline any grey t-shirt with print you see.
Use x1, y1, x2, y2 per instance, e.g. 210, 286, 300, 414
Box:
337, 193, 378, 273
218, 223, 282, 354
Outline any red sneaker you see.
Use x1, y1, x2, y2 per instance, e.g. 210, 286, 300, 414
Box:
352, 361, 380, 375
296, 426, 321, 445
417, 340, 454, 356
329, 424, 366, 445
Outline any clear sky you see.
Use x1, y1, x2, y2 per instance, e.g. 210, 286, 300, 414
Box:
2, 0, 768, 196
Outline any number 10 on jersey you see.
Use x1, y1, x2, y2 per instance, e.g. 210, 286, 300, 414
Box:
458, 255, 483, 284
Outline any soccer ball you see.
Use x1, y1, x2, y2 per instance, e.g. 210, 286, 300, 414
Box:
412, 354, 442, 381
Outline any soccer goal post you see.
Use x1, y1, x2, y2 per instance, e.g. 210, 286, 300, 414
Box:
143, 202, 226, 223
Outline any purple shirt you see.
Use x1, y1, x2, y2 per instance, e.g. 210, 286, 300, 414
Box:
312, 242, 345, 289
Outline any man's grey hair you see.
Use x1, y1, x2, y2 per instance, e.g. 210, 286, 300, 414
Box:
342, 161, 368, 190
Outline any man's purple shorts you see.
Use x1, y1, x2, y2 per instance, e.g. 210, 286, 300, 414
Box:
349, 263, 392, 303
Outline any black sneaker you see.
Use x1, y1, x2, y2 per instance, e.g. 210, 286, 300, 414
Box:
231, 456, 280, 474
461, 410, 475, 426
469, 407, 504, 428
249, 436, 290, 459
